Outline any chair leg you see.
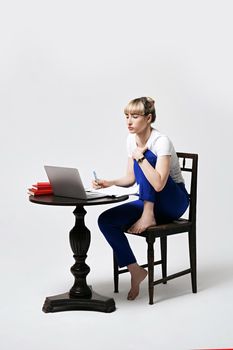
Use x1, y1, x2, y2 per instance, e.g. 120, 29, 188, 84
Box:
160, 236, 167, 284
113, 253, 119, 293
188, 227, 197, 293
146, 236, 156, 305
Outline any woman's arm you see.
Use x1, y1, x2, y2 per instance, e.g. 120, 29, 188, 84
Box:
113, 157, 135, 187
139, 155, 171, 192
132, 146, 171, 192
92, 157, 136, 188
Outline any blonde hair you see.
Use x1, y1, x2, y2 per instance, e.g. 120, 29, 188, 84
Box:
124, 97, 156, 122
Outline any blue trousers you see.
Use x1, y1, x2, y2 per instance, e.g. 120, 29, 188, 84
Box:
98, 150, 190, 267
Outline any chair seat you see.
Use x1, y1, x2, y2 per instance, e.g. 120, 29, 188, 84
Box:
127, 219, 192, 238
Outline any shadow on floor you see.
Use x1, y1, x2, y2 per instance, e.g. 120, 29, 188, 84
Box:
90, 261, 233, 305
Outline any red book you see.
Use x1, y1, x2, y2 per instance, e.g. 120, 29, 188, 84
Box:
32, 185, 52, 190
28, 188, 53, 196
33, 182, 52, 189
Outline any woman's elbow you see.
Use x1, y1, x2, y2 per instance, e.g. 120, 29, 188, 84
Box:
153, 185, 163, 192
153, 182, 165, 192
130, 178, 136, 186
126, 176, 136, 187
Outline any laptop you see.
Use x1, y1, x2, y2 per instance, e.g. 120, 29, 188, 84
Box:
44, 165, 108, 200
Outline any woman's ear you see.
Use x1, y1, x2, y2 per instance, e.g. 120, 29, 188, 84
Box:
147, 114, 152, 123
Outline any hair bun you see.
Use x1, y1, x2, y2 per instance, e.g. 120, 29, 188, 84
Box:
146, 97, 155, 105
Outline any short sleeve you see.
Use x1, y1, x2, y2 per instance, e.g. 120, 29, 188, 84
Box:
126, 134, 134, 157
152, 136, 172, 156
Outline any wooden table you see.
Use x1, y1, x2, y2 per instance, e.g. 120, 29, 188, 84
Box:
29, 194, 128, 313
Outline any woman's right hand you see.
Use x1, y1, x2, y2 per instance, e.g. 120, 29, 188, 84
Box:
92, 179, 112, 189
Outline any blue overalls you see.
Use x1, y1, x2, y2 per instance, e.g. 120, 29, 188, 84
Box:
98, 149, 190, 267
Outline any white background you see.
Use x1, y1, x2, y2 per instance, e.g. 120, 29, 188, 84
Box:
1, 0, 233, 349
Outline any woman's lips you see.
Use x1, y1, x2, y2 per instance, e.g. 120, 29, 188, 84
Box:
128, 127, 134, 131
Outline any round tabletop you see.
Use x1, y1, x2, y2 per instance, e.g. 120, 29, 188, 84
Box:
29, 194, 129, 206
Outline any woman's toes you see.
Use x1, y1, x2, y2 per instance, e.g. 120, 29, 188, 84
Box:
127, 288, 139, 301
127, 268, 148, 301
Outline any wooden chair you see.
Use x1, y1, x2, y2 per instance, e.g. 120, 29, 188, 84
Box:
113, 152, 198, 304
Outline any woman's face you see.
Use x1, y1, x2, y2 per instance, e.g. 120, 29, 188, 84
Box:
125, 113, 151, 134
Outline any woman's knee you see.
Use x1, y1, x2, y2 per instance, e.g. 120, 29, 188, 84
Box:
98, 201, 144, 231
98, 209, 112, 230
98, 206, 124, 230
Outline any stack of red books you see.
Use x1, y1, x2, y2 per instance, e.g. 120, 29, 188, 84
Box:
28, 182, 53, 196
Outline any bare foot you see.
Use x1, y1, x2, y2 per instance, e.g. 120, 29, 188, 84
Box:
127, 265, 148, 300
128, 213, 156, 234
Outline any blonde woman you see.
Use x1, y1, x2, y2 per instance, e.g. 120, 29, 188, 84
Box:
93, 97, 189, 300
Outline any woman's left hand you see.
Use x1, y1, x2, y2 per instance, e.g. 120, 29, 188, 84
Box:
132, 146, 147, 161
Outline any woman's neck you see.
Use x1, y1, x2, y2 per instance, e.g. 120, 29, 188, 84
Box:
136, 127, 152, 147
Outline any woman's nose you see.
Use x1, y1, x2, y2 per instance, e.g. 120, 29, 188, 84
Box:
128, 116, 133, 124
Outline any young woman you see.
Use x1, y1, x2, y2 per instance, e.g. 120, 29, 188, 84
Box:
92, 97, 190, 301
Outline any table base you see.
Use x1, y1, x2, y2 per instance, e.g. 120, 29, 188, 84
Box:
42, 288, 116, 313
28, 200, 128, 314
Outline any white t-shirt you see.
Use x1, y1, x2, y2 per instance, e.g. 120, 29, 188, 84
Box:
127, 128, 184, 184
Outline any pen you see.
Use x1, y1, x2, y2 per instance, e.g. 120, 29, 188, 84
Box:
93, 170, 99, 182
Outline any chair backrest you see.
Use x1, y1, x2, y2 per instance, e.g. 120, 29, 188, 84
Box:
177, 152, 198, 224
